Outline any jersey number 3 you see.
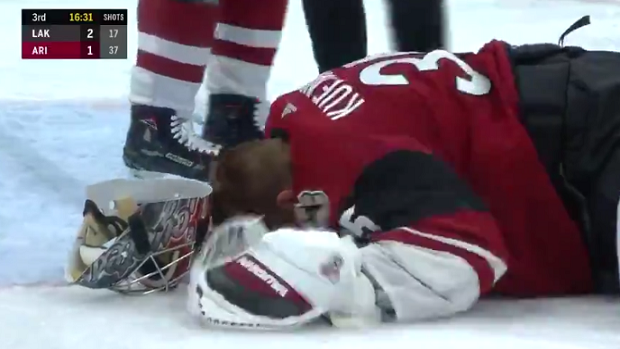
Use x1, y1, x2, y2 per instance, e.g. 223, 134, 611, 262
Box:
358, 50, 491, 96
339, 205, 380, 240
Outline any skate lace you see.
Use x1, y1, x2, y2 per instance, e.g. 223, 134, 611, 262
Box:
170, 115, 221, 155
239, 103, 263, 136
253, 100, 268, 133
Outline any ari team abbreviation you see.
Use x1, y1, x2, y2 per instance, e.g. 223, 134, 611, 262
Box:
22, 9, 128, 59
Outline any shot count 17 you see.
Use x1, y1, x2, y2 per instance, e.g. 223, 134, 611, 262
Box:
21, 9, 128, 59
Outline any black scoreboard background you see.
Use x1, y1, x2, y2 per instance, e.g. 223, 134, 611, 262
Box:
22, 9, 128, 59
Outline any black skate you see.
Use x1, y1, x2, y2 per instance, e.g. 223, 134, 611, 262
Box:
202, 94, 264, 148
123, 105, 220, 181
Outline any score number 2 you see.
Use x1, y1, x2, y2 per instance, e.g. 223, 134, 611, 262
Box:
358, 50, 492, 96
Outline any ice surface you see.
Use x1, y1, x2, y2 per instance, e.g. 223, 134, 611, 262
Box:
2, 285, 620, 348
1, 0, 620, 347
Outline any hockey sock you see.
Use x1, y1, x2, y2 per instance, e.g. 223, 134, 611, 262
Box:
207, 0, 287, 106
130, 0, 218, 118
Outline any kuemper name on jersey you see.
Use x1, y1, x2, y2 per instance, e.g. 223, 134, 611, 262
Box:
299, 72, 365, 121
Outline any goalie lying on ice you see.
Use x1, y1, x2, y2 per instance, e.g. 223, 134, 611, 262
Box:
68, 32, 620, 329
190, 39, 620, 325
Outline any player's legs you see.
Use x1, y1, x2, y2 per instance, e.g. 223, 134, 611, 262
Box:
301, 0, 367, 73
123, 0, 220, 180
510, 43, 620, 293
129, 0, 216, 117
203, 0, 287, 148
301, 0, 445, 74
386, 0, 446, 52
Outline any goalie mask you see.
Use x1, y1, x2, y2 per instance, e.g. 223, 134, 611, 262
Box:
66, 178, 212, 293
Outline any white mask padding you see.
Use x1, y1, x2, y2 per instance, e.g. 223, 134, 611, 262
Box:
79, 238, 118, 266
86, 178, 212, 215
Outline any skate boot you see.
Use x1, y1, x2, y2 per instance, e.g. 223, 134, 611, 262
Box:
123, 105, 220, 181
202, 94, 264, 148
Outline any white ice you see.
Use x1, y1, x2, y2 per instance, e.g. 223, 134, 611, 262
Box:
1, 0, 620, 347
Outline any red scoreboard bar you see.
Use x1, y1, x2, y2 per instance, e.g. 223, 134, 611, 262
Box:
21, 9, 128, 59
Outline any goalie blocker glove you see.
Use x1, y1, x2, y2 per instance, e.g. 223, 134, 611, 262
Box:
188, 216, 380, 329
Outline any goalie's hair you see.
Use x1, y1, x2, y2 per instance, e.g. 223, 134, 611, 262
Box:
210, 138, 291, 228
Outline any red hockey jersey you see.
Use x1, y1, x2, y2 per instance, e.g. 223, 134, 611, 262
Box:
265, 41, 592, 321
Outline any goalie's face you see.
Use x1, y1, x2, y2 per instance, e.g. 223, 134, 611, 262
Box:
210, 139, 296, 230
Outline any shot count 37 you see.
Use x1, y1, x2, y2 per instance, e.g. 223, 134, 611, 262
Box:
22, 9, 128, 59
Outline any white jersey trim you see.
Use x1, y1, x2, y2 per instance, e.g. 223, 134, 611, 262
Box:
138, 32, 211, 66
129, 66, 200, 116
398, 227, 507, 282
215, 23, 282, 49
206, 55, 270, 103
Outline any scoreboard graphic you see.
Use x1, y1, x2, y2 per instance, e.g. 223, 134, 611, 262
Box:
22, 9, 128, 59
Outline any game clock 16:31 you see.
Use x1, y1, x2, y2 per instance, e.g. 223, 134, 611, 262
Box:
69, 12, 94, 22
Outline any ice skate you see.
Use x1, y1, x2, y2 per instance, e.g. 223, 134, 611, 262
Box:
202, 94, 264, 148
123, 105, 220, 181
